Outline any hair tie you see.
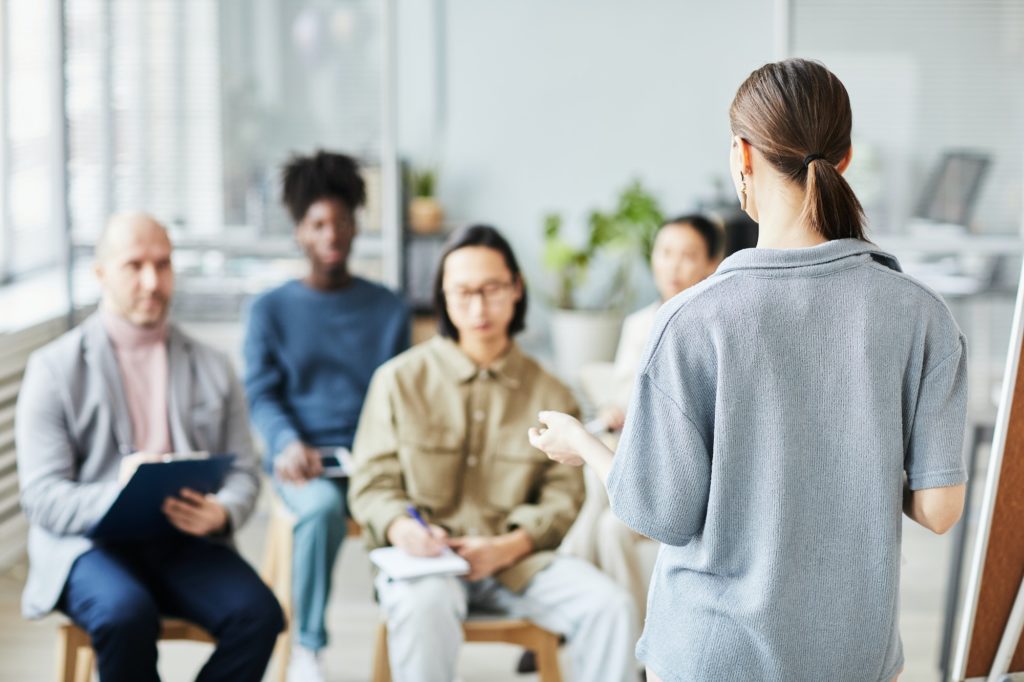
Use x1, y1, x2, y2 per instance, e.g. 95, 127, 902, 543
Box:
803, 153, 825, 168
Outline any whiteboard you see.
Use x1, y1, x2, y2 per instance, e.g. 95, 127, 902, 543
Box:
951, 264, 1024, 680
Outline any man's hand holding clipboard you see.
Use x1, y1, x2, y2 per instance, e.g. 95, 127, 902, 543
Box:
88, 453, 236, 542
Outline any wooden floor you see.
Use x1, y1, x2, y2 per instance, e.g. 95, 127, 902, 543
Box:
0, 485, 965, 682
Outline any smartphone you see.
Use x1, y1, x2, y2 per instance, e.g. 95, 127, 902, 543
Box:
319, 447, 354, 478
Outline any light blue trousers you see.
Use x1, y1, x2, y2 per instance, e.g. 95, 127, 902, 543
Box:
275, 478, 347, 651
376, 556, 638, 682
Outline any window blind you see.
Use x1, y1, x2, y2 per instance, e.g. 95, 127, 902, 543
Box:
66, 0, 223, 242
5, 0, 60, 276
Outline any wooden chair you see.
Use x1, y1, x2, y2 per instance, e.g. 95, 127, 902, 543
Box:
259, 493, 298, 682
354, 514, 561, 682
371, 617, 563, 682
56, 492, 297, 682
57, 618, 216, 682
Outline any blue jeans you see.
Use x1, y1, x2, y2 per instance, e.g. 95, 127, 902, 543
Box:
60, 535, 284, 682
275, 477, 348, 650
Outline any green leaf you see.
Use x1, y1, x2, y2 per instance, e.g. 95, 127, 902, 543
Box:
408, 167, 436, 197
540, 179, 665, 309
542, 238, 578, 270
543, 213, 562, 239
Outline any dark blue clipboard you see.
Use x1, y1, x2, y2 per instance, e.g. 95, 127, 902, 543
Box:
87, 454, 236, 542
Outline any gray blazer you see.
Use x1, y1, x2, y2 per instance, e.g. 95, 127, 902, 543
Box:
16, 313, 261, 618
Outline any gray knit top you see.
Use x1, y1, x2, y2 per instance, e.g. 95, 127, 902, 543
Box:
607, 239, 968, 682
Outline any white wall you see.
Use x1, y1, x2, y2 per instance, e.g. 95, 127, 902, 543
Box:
397, 0, 776, 329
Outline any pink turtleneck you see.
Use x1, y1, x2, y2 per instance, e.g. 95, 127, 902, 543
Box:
101, 309, 172, 454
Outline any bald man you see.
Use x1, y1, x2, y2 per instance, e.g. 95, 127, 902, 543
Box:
16, 213, 284, 681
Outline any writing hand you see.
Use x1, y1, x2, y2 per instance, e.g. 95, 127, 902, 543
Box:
387, 517, 448, 557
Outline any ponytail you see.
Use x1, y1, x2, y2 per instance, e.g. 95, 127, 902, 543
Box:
730, 59, 869, 242
801, 158, 866, 241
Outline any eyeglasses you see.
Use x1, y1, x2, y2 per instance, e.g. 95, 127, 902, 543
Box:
443, 281, 516, 310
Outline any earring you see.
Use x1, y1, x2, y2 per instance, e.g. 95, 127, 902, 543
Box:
740, 171, 748, 211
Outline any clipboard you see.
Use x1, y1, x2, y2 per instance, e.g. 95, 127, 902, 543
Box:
87, 454, 236, 542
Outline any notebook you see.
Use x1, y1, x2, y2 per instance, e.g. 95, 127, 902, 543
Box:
369, 546, 470, 580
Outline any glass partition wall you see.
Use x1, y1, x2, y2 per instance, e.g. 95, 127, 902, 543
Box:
57, 0, 400, 324
791, 0, 1023, 236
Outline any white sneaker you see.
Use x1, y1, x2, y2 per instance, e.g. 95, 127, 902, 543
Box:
287, 644, 326, 682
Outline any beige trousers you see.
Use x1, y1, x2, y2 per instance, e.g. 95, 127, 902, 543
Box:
561, 466, 657, 624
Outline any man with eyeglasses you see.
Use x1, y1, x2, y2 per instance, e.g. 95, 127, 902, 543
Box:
242, 150, 409, 682
349, 225, 637, 682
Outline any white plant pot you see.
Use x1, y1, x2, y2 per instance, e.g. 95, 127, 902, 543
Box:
550, 309, 623, 383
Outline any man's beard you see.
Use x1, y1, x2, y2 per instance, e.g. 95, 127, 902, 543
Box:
133, 295, 169, 325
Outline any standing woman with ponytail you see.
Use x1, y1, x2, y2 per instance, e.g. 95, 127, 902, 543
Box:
530, 59, 968, 682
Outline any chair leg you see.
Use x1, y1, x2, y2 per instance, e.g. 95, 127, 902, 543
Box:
533, 630, 563, 682
371, 622, 391, 682
272, 625, 291, 682
262, 492, 297, 682
275, 528, 293, 682
56, 625, 76, 682
57, 625, 94, 682
73, 645, 94, 682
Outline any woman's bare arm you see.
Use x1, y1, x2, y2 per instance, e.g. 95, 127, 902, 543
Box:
903, 483, 966, 534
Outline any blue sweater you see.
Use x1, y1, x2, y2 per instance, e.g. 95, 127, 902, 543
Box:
607, 239, 968, 682
243, 278, 409, 467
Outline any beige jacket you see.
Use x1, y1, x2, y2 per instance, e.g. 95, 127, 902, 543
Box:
349, 336, 582, 592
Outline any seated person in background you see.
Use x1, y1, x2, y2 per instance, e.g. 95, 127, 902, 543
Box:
563, 214, 722, 626
599, 214, 723, 431
348, 225, 637, 682
16, 212, 283, 682
243, 150, 409, 682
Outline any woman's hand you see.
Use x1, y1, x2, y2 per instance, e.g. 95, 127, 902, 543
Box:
530, 410, 617, 485
528, 411, 591, 466
599, 405, 626, 432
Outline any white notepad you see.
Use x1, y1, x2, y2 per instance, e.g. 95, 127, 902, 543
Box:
369, 546, 470, 580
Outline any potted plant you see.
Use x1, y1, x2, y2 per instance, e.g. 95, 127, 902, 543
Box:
543, 180, 664, 380
407, 167, 444, 234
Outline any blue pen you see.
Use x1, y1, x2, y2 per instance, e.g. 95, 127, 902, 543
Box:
407, 505, 452, 557
406, 504, 431, 531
